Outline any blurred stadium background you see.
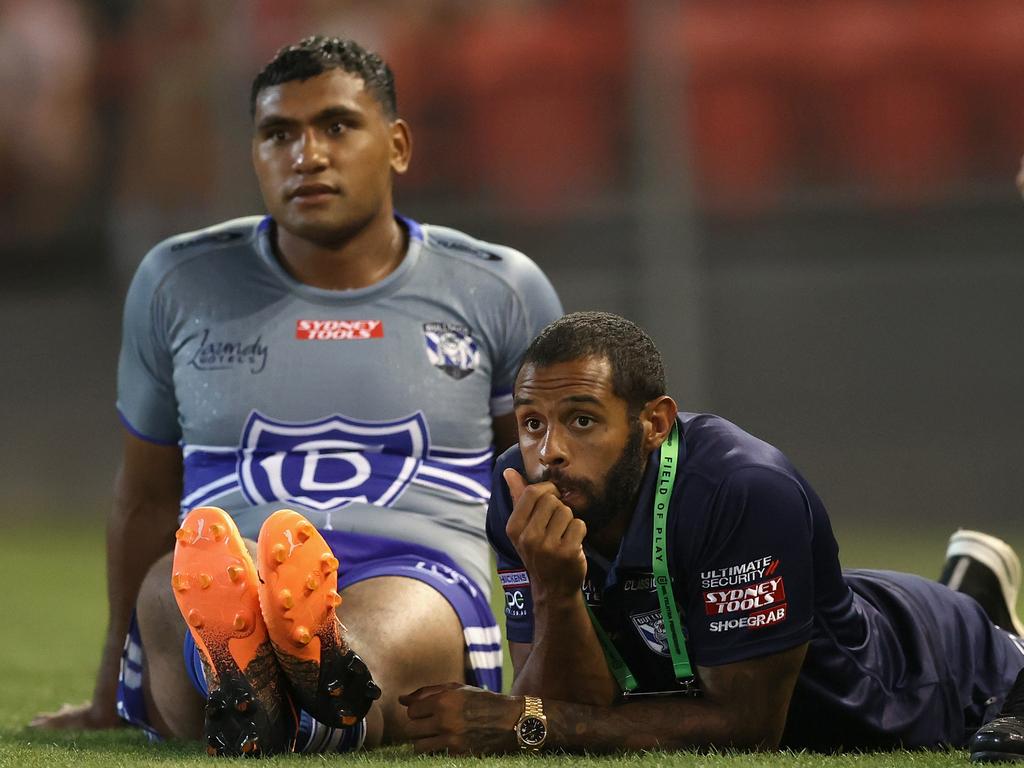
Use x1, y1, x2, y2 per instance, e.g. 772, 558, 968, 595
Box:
2, 0, 1023, 558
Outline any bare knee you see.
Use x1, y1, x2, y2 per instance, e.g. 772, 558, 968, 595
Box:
136, 549, 204, 739
136, 550, 182, 645
339, 577, 466, 745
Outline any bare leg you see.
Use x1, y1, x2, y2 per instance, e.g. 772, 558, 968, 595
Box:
337, 576, 465, 746
137, 538, 272, 742
138, 532, 466, 750
135, 549, 204, 739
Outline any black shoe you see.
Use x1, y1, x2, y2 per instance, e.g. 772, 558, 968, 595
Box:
971, 668, 1024, 762
940, 530, 1024, 637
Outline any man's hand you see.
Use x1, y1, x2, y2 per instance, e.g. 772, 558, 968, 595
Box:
503, 468, 587, 603
28, 432, 182, 734
29, 701, 123, 731
400, 683, 522, 755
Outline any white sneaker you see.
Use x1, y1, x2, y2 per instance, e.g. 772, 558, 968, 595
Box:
941, 529, 1024, 638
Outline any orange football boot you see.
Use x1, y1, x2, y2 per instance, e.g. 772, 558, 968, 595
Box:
172, 506, 296, 756
257, 509, 381, 728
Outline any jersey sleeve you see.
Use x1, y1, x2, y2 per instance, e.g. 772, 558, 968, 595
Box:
681, 466, 815, 667
485, 450, 535, 643
115, 247, 181, 444
488, 255, 562, 417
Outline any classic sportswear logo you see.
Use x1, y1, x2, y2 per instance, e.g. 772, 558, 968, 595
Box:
703, 577, 786, 616
623, 574, 657, 592
296, 320, 384, 340
415, 560, 479, 599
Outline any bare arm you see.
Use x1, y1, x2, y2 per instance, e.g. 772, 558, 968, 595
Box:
507, 591, 617, 705
31, 430, 182, 729
509, 641, 532, 678
401, 643, 808, 754
502, 470, 618, 705
543, 644, 807, 751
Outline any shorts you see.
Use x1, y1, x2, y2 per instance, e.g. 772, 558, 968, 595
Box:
117, 529, 502, 740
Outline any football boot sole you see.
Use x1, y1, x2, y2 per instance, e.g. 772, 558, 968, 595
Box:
172, 506, 295, 756
257, 509, 381, 729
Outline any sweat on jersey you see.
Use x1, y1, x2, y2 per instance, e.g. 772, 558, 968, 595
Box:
487, 412, 1024, 750
117, 214, 562, 592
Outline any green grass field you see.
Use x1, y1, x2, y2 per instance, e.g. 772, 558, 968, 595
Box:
0, 519, 1019, 768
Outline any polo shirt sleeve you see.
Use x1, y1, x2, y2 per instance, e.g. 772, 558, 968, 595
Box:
681, 465, 815, 667
485, 451, 535, 644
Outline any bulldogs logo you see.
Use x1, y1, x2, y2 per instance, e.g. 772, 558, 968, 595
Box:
238, 410, 429, 511
423, 322, 479, 380
631, 609, 671, 657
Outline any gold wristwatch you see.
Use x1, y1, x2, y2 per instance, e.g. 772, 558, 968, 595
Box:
514, 696, 548, 751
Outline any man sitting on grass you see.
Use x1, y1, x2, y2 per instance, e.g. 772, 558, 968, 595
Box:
399, 311, 1024, 760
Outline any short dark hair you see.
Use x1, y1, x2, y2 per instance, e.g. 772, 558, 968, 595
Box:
519, 312, 667, 413
250, 36, 397, 118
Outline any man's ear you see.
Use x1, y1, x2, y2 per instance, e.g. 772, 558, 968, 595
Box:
641, 396, 679, 452
390, 118, 412, 174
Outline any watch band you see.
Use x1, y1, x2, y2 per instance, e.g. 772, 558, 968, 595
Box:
523, 696, 544, 720
515, 695, 548, 750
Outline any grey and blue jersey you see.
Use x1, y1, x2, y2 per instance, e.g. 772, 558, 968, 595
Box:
116, 214, 563, 593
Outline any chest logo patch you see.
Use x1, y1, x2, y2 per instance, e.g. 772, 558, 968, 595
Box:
296, 320, 384, 341
238, 410, 428, 511
423, 322, 479, 380
188, 329, 268, 374
631, 609, 672, 657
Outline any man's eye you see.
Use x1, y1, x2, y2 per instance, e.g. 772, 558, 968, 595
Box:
327, 121, 345, 136
523, 418, 542, 432
574, 416, 594, 428
270, 130, 289, 143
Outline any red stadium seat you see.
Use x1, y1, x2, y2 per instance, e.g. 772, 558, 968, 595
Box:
455, 2, 627, 215
674, 1, 802, 211
955, 0, 1024, 177
802, 1, 970, 202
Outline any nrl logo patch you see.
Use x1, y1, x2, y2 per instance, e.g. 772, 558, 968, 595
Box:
423, 322, 479, 380
631, 609, 671, 657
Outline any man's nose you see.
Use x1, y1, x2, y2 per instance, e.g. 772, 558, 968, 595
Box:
292, 129, 328, 173
538, 427, 568, 468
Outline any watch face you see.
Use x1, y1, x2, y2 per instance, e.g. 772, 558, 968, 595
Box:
518, 716, 547, 747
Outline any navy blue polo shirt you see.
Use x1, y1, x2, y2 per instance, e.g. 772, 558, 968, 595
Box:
486, 413, 1024, 750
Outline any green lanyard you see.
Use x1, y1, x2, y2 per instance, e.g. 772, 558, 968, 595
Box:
587, 423, 693, 692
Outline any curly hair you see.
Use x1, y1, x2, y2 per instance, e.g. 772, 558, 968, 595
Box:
250, 36, 397, 118
519, 312, 667, 413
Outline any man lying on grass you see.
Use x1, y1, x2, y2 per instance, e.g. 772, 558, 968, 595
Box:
399, 312, 1024, 760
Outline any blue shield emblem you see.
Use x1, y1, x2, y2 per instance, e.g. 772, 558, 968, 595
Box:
631, 610, 671, 657
238, 411, 429, 510
423, 322, 479, 380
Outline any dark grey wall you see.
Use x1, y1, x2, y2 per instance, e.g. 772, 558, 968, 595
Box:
476, 199, 1024, 537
